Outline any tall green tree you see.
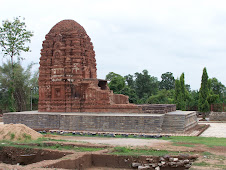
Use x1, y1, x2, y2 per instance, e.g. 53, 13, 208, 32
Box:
0, 17, 33, 66
134, 69, 159, 102
124, 74, 135, 89
0, 17, 33, 111
179, 73, 187, 110
209, 77, 225, 103
159, 72, 175, 90
187, 90, 199, 111
198, 67, 210, 119
174, 73, 189, 110
174, 79, 182, 109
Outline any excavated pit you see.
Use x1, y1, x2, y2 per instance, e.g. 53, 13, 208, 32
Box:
46, 154, 196, 170
0, 146, 71, 165
0, 146, 197, 169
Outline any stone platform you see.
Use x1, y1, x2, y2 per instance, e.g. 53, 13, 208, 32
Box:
3, 111, 197, 133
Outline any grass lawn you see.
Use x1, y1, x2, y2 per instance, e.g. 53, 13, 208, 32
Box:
161, 136, 226, 147
111, 146, 189, 156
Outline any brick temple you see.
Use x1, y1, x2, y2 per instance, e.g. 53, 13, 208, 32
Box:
4, 19, 198, 134
38, 20, 141, 113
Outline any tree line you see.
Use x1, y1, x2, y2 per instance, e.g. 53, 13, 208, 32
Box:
106, 68, 226, 114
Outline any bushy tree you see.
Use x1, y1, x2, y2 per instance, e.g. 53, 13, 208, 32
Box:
198, 67, 210, 119
187, 90, 199, 111
134, 69, 159, 102
0, 62, 35, 112
159, 72, 175, 90
120, 86, 138, 103
146, 89, 174, 104
124, 74, 135, 89
108, 76, 126, 94
209, 77, 225, 103
106, 72, 138, 103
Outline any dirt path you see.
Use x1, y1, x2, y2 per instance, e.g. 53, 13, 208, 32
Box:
48, 135, 226, 155
49, 135, 170, 147
199, 123, 226, 138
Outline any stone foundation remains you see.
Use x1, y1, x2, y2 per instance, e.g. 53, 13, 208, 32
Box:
209, 112, 226, 121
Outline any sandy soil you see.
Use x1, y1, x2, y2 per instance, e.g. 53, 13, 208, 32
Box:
0, 124, 43, 141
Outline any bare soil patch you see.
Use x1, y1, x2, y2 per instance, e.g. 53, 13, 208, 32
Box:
0, 124, 42, 141
0, 146, 71, 165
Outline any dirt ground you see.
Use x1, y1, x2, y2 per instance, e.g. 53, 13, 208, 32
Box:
0, 134, 226, 169
48, 135, 170, 147
47, 134, 226, 170
0, 124, 43, 140
48, 135, 226, 154
0, 122, 225, 169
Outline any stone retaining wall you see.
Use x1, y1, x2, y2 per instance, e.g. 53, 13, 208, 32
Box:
209, 112, 226, 121
3, 111, 197, 133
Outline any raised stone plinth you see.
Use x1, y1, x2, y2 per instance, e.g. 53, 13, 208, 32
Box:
3, 110, 197, 134
138, 104, 176, 114
162, 111, 198, 133
209, 112, 226, 121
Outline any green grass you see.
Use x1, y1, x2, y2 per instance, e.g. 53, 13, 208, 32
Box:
213, 164, 226, 169
10, 133, 15, 140
45, 144, 103, 152
161, 136, 226, 147
111, 146, 186, 156
202, 152, 213, 156
172, 143, 195, 147
22, 133, 31, 141
193, 161, 211, 167
0, 139, 104, 152
193, 161, 226, 169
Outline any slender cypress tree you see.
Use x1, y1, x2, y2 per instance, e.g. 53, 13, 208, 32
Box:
174, 79, 182, 109
180, 73, 186, 110
174, 73, 188, 110
198, 67, 210, 118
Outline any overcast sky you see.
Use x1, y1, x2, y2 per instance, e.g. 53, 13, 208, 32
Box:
1, 0, 226, 90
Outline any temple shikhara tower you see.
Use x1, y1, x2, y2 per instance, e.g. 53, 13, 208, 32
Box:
38, 20, 139, 112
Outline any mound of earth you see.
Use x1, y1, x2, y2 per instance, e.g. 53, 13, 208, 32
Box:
0, 124, 42, 141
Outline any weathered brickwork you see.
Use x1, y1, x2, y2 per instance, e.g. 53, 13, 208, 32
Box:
38, 19, 141, 113
3, 111, 197, 133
